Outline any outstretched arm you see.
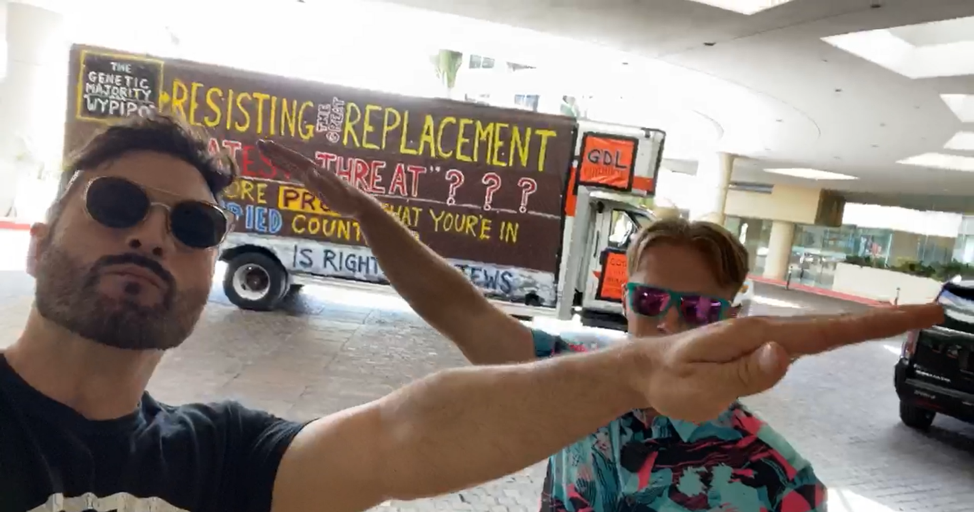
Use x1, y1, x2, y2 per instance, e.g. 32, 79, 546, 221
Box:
356, 200, 535, 364
270, 304, 943, 512
260, 140, 534, 365
272, 342, 641, 512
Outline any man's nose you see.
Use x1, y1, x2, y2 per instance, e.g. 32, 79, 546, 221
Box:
656, 306, 686, 334
124, 205, 174, 258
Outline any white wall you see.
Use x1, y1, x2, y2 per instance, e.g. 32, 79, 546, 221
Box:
832, 262, 942, 305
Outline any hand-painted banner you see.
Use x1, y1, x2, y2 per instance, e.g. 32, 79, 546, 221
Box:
64, 44, 577, 277
222, 233, 557, 305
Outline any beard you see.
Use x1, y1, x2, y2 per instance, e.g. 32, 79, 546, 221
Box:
33, 241, 209, 351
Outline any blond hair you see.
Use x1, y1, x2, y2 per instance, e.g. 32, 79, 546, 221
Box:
626, 217, 750, 291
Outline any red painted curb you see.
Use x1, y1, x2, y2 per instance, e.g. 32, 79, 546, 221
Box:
748, 274, 886, 307
0, 220, 30, 231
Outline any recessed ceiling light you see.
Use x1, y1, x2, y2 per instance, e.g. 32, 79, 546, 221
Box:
942, 94, 974, 123
944, 131, 974, 151
685, 0, 796, 15
898, 152, 974, 172
764, 168, 859, 180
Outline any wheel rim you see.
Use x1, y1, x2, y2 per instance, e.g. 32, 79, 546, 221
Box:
232, 264, 271, 301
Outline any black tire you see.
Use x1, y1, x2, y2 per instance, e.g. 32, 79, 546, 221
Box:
223, 252, 288, 311
899, 401, 935, 430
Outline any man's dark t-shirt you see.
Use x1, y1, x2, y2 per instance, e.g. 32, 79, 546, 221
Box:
0, 356, 305, 512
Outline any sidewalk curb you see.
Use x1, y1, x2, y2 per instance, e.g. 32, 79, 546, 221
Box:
0, 219, 30, 232
748, 275, 886, 307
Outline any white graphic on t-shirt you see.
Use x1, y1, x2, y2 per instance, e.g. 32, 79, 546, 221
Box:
27, 492, 188, 512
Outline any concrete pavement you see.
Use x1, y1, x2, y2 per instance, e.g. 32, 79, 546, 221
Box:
0, 241, 972, 511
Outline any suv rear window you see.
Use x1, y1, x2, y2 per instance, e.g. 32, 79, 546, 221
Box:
938, 283, 974, 336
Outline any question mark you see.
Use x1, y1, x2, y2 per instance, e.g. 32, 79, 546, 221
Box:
445, 169, 465, 206
517, 178, 537, 213
482, 173, 502, 211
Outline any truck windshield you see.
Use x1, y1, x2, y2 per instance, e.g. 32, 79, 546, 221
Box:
629, 211, 655, 229
938, 284, 974, 336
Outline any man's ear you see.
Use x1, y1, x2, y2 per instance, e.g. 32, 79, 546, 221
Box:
26, 223, 50, 277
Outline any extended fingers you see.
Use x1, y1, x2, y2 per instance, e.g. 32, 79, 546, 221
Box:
685, 303, 943, 363
257, 140, 316, 176
765, 303, 943, 356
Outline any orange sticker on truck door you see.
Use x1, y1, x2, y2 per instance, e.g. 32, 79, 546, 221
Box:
595, 249, 628, 302
577, 134, 638, 192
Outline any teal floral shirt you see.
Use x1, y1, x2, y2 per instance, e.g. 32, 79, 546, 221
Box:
533, 329, 826, 512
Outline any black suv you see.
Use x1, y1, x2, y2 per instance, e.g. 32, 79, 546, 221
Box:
895, 280, 974, 430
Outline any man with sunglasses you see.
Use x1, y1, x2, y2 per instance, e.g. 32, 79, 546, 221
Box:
256, 141, 829, 511
0, 114, 940, 512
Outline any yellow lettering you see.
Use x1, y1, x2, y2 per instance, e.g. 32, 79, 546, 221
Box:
170, 79, 189, 119
491, 122, 508, 167
225, 89, 235, 131
479, 218, 492, 240
253, 92, 270, 135
269, 96, 278, 136
399, 111, 418, 155
535, 129, 557, 172
509, 126, 531, 168
256, 183, 267, 205
281, 99, 298, 137
298, 101, 315, 141
203, 87, 223, 128
501, 221, 519, 244
234, 92, 252, 133
337, 220, 351, 240
188, 82, 204, 126
437, 117, 456, 158
429, 209, 447, 231
222, 181, 241, 200
344, 103, 362, 147
475, 121, 494, 163
381, 108, 401, 151
240, 181, 256, 202
456, 119, 473, 162
464, 215, 478, 237
292, 215, 307, 234
362, 104, 382, 150
419, 115, 437, 157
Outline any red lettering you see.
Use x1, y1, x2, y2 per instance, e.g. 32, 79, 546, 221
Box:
207, 137, 220, 155
406, 165, 426, 198
353, 158, 371, 192
370, 161, 387, 194
389, 163, 408, 197
222, 140, 243, 162
315, 151, 338, 173
335, 156, 353, 183
240, 145, 257, 177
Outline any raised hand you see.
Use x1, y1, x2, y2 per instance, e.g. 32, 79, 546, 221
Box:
638, 303, 943, 422
257, 139, 379, 219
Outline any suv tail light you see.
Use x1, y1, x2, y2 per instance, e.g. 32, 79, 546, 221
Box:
902, 330, 919, 359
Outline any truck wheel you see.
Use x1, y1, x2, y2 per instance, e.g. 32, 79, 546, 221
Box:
224, 252, 288, 311
899, 401, 935, 430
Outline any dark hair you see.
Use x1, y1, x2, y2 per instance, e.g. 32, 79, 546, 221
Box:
59, 112, 238, 199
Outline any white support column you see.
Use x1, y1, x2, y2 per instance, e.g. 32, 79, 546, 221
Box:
689, 152, 734, 225
0, 1, 65, 218
763, 220, 795, 281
